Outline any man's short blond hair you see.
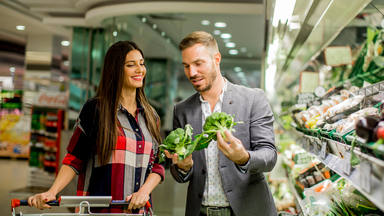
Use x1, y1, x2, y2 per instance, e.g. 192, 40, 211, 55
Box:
179, 31, 219, 53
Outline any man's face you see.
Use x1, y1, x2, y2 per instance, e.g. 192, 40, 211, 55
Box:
181, 44, 220, 92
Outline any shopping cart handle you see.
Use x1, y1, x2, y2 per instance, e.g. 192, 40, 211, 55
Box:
11, 199, 59, 208
110, 200, 151, 209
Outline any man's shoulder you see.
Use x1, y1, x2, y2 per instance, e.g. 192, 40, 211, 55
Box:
229, 82, 266, 97
175, 93, 199, 110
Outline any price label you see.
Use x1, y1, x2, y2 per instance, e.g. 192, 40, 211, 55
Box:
320, 141, 327, 159
343, 152, 351, 176
360, 160, 372, 193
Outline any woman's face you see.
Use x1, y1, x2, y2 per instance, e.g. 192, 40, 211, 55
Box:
123, 49, 146, 90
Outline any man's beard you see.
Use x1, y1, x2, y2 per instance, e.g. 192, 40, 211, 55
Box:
191, 66, 217, 93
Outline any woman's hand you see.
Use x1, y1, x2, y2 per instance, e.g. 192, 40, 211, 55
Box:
27, 191, 56, 210
126, 189, 150, 210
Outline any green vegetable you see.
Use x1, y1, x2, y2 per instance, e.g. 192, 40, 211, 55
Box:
199, 112, 241, 144
159, 112, 242, 162
159, 124, 198, 162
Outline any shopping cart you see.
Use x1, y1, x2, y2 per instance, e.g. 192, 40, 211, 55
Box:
11, 196, 154, 216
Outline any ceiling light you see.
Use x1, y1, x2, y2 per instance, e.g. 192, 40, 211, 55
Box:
61, 40, 70, 46
213, 30, 221, 35
289, 22, 300, 30
226, 42, 236, 48
220, 33, 232, 39
16, 25, 25, 31
272, 0, 296, 27
112, 31, 118, 37
201, 20, 210, 26
141, 17, 147, 23
9, 66, 15, 73
234, 67, 242, 72
229, 49, 238, 55
215, 22, 227, 28
152, 24, 157, 29
161, 32, 166, 36
240, 47, 247, 53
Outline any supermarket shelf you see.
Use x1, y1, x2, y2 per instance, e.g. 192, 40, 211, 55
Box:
285, 170, 308, 216
293, 130, 384, 212
356, 80, 384, 97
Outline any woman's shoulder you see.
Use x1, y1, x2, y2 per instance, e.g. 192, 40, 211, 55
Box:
80, 97, 99, 114
78, 98, 100, 132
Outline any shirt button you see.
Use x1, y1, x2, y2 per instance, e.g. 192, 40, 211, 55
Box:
136, 182, 139, 186
139, 145, 142, 148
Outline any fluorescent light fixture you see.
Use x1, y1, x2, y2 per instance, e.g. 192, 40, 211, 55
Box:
265, 64, 276, 95
240, 47, 247, 53
201, 20, 210, 25
229, 49, 238, 55
152, 24, 157, 29
220, 33, 232, 39
213, 30, 221, 35
9, 66, 15, 73
234, 67, 242, 72
16, 25, 25, 31
272, 0, 296, 27
226, 42, 236, 48
289, 22, 300, 30
215, 22, 227, 28
112, 31, 118, 37
61, 40, 70, 46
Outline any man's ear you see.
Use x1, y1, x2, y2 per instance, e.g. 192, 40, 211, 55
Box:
214, 52, 221, 65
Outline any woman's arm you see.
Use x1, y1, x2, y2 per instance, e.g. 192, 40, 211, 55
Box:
126, 173, 162, 210
28, 165, 76, 209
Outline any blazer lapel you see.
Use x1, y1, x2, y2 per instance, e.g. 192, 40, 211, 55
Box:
220, 81, 235, 165
188, 93, 206, 168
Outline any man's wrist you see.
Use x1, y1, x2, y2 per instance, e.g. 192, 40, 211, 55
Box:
236, 150, 250, 166
177, 164, 192, 172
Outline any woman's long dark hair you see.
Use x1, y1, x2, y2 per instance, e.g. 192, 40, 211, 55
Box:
96, 41, 162, 166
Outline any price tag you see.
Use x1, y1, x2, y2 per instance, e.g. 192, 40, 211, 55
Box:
320, 141, 327, 159
360, 160, 372, 193
343, 152, 351, 176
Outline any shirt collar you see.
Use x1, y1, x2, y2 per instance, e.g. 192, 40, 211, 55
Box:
118, 99, 144, 113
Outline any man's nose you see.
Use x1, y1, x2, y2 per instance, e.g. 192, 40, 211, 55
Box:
188, 65, 198, 77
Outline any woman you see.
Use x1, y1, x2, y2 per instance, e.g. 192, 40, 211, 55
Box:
28, 41, 164, 213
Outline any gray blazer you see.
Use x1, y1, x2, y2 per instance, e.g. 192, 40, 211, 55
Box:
170, 81, 278, 216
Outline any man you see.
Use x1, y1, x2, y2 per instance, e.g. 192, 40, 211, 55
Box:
165, 31, 277, 216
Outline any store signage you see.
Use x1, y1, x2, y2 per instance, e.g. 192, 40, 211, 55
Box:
297, 93, 315, 105
324, 46, 352, 66
300, 71, 319, 93
343, 152, 351, 176
34, 92, 68, 108
360, 160, 371, 193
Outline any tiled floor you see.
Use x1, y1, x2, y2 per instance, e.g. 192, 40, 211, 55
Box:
1, 158, 187, 216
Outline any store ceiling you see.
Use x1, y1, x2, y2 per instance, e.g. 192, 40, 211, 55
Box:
0, 0, 265, 88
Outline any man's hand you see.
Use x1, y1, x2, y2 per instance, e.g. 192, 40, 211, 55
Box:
164, 150, 193, 171
217, 130, 250, 165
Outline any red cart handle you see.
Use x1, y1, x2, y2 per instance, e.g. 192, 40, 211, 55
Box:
11, 199, 59, 208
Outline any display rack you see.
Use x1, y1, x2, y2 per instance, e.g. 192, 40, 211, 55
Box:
285, 169, 308, 216
292, 129, 384, 212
